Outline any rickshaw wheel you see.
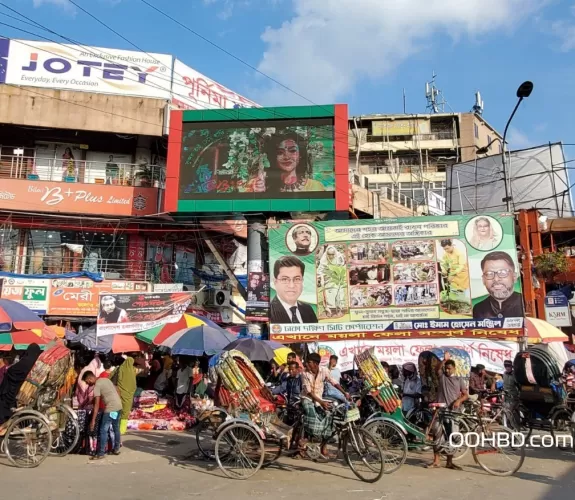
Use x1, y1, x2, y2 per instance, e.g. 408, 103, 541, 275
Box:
550, 408, 572, 447
215, 422, 265, 479
363, 420, 407, 474
4, 413, 52, 468
47, 405, 80, 457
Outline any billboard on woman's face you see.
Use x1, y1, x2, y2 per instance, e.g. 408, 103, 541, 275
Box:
179, 119, 335, 199
268, 214, 525, 342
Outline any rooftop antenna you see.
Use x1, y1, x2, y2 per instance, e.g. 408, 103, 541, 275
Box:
425, 71, 447, 113
472, 91, 484, 115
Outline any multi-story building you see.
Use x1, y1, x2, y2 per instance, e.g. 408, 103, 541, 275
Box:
348, 112, 502, 215
0, 38, 257, 330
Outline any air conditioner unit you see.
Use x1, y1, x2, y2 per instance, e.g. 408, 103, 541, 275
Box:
205, 289, 230, 307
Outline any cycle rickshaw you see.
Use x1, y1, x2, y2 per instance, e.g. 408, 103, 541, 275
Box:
0, 344, 79, 468
201, 349, 385, 482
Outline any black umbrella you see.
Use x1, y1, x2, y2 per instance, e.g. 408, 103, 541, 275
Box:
223, 338, 276, 362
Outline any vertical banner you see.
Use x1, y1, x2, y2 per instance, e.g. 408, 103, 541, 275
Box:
96, 292, 192, 336
268, 214, 524, 341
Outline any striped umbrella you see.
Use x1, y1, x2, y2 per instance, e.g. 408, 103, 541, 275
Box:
159, 325, 237, 356
0, 299, 45, 332
526, 317, 570, 344
136, 313, 221, 345
68, 326, 147, 354
0, 328, 58, 351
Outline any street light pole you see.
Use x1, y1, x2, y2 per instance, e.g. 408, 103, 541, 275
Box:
501, 81, 533, 212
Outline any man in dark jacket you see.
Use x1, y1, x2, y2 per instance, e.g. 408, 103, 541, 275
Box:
270, 256, 318, 323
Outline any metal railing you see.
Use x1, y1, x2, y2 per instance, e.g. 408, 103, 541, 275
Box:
2, 254, 188, 282
366, 131, 456, 142
0, 155, 166, 187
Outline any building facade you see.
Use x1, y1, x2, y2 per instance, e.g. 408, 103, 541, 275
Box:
349, 112, 502, 215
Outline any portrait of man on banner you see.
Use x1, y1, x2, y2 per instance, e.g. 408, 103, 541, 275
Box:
473, 251, 524, 319
270, 256, 318, 324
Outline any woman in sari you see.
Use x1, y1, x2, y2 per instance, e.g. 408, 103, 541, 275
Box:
117, 356, 137, 435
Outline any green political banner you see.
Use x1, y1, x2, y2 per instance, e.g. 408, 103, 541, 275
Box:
268, 214, 523, 337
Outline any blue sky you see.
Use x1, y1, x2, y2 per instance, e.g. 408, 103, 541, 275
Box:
1, 0, 574, 154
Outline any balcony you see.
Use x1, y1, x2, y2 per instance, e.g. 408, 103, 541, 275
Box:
2, 253, 185, 283
0, 155, 165, 187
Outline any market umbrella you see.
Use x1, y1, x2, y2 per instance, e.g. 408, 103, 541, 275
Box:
0, 329, 54, 351
68, 326, 147, 354
224, 338, 276, 362
525, 317, 570, 344
159, 325, 236, 356
263, 340, 302, 366
0, 299, 45, 332
136, 313, 219, 345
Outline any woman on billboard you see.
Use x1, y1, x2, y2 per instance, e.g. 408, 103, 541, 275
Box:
250, 131, 325, 193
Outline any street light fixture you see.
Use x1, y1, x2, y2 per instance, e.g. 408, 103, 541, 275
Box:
501, 81, 534, 212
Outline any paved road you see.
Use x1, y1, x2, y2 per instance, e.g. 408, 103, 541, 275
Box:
1, 432, 574, 500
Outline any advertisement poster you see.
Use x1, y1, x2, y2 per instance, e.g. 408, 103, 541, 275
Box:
96, 292, 192, 336
179, 120, 335, 199
246, 271, 270, 321
313, 339, 519, 373
3, 40, 173, 99
49, 279, 150, 316
269, 214, 524, 341
0, 278, 50, 314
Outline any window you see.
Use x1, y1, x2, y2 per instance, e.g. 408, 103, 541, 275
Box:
486, 135, 492, 150
0, 227, 20, 272
26, 230, 127, 275
474, 123, 479, 139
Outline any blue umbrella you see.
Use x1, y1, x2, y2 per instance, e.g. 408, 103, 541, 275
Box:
223, 338, 276, 361
159, 324, 237, 356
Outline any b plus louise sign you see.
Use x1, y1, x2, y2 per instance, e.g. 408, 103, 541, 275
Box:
22, 53, 157, 83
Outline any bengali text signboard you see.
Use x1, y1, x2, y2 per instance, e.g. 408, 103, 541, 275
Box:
0, 278, 50, 314
269, 214, 524, 341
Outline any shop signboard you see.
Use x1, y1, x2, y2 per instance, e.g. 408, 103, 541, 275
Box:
48, 279, 150, 316
165, 105, 349, 213
0, 179, 159, 216
171, 59, 258, 111
3, 39, 173, 99
268, 214, 524, 342
544, 290, 572, 327
0, 277, 50, 314
312, 338, 519, 373
96, 292, 192, 336
153, 283, 184, 292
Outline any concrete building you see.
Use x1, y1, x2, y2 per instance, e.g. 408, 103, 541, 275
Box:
349, 112, 502, 215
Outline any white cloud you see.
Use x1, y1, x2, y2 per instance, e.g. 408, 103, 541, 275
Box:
33, 0, 74, 10
256, 0, 544, 105
550, 20, 575, 51
508, 127, 533, 150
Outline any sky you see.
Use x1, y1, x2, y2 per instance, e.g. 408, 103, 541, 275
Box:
0, 0, 574, 154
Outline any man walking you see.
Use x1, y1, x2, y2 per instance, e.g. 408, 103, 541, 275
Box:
83, 371, 123, 460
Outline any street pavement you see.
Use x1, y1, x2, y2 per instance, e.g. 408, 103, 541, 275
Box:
1, 432, 574, 500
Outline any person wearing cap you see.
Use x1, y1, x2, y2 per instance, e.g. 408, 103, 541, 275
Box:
300, 352, 349, 459
401, 363, 422, 412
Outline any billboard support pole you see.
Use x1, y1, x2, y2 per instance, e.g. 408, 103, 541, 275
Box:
247, 218, 268, 339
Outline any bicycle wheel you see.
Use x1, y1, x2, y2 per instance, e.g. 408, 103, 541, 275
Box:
550, 408, 572, 448
196, 419, 217, 460
450, 418, 471, 462
342, 426, 385, 483
363, 420, 407, 474
215, 423, 264, 480
472, 425, 525, 477
47, 405, 80, 457
4, 414, 52, 468
262, 438, 284, 468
